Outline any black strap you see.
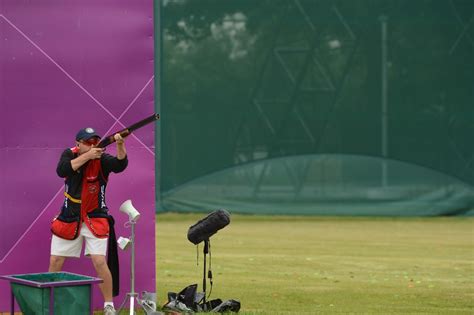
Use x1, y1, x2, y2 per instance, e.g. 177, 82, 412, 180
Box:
107, 215, 120, 297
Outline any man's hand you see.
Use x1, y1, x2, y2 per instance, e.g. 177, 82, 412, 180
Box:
85, 147, 104, 160
114, 133, 127, 160
114, 133, 124, 144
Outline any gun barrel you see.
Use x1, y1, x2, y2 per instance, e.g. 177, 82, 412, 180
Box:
97, 113, 159, 148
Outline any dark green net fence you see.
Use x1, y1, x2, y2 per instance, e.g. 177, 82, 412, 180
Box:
157, 0, 474, 215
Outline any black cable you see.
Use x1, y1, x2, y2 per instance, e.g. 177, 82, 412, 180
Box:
196, 243, 199, 266
207, 240, 213, 299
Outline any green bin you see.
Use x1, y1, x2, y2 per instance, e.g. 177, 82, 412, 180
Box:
1, 272, 102, 315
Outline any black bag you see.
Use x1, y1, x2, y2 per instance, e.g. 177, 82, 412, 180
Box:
198, 298, 222, 312
163, 284, 240, 313
163, 284, 200, 312
212, 299, 241, 313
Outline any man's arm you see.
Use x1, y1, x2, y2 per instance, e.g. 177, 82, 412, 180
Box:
114, 133, 127, 160
56, 147, 104, 178
57, 150, 75, 178
70, 148, 103, 171
101, 134, 128, 175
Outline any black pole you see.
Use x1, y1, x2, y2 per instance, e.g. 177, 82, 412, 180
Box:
203, 239, 209, 307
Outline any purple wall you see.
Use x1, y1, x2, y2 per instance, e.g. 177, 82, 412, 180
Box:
0, 0, 155, 311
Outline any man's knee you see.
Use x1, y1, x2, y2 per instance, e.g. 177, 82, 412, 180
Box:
49, 255, 66, 271
91, 255, 108, 270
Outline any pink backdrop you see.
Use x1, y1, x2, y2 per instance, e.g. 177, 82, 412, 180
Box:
0, 0, 156, 311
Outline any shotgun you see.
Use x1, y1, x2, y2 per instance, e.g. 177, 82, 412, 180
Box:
97, 113, 159, 148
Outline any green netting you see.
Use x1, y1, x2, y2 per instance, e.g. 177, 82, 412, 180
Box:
9, 273, 94, 315
162, 154, 473, 216
158, 0, 474, 215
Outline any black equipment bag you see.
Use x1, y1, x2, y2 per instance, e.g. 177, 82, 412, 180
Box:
163, 284, 240, 313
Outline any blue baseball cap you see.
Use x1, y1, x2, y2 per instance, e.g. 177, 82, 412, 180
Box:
75, 127, 101, 141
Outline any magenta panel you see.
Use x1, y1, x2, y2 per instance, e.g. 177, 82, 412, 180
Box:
0, 0, 155, 311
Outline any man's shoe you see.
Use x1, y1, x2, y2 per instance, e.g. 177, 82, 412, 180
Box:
104, 305, 116, 315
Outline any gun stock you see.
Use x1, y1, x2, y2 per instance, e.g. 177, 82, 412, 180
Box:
97, 113, 159, 148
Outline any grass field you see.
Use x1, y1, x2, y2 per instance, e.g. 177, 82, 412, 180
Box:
156, 213, 473, 314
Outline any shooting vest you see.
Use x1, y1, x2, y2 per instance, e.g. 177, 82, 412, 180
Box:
51, 147, 110, 240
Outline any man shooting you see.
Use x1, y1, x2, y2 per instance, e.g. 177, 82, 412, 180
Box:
49, 127, 127, 315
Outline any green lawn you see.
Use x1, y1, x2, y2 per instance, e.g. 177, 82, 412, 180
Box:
156, 214, 474, 314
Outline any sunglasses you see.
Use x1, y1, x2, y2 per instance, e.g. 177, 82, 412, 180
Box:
81, 138, 100, 146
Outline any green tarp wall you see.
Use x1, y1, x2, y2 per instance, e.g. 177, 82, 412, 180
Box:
157, 0, 474, 216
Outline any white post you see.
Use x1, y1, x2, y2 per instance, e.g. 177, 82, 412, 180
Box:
130, 221, 136, 315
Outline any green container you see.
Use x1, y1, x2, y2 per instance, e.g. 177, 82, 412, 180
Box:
1, 272, 102, 315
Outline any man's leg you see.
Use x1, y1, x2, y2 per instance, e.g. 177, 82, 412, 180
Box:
48, 255, 66, 272
91, 255, 113, 302
83, 225, 114, 310
50, 234, 82, 270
